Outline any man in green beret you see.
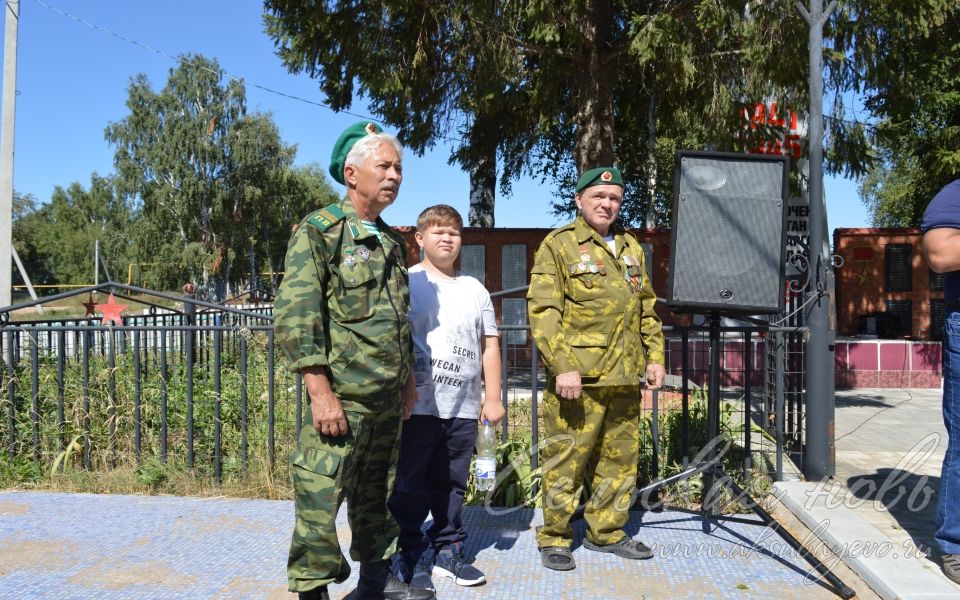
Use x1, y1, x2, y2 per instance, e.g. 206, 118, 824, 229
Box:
527, 166, 666, 572
275, 122, 434, 600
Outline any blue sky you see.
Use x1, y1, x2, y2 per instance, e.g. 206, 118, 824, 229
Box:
2, 0, 869, 230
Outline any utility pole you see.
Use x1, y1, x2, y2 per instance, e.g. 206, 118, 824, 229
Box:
797, 0, 838, 481
0, 0, 19, 307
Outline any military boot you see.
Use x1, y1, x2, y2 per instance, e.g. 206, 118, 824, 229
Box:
297, 585, 330, 600
355, 560, 436, 600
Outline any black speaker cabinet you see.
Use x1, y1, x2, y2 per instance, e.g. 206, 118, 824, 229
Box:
667, 150, 788, 314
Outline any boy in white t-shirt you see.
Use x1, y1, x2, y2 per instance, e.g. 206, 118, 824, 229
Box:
388, 204, 504, 590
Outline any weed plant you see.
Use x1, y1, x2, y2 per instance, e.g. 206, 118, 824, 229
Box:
1, 330, 299, 498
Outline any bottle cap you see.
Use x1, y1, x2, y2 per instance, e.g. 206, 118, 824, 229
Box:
483, 419, 490, 426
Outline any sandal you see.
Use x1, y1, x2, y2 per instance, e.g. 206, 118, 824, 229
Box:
539, 546, 576, 571
583, 536, 654, 560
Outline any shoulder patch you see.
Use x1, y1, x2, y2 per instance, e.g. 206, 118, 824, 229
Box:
542, 222, 575, 244
307, 204, 345, 232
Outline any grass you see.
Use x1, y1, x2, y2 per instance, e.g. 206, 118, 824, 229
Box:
0, 330, 300, 498
465, 389, 778, 512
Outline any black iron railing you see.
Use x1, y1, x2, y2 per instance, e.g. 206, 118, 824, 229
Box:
1, 282, 806, 494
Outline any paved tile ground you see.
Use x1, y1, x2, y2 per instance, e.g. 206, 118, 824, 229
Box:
0, 491, 847, 599
832, 388, 946, 561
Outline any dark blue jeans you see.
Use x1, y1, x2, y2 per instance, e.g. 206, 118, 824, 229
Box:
937, 314, 960, 555
388, 415, 478, 554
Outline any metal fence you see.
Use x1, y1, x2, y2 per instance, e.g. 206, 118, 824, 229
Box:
1, 282, 806, 495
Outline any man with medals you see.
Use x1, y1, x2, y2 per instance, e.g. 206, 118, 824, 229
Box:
527, 166, 666, 572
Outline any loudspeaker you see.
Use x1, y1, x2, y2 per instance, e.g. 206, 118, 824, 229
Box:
667, 150, 788, 314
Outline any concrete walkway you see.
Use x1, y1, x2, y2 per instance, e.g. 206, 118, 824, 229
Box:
3, 387, 958, 599
773, 388, 960, 599
1, 491, 855, 599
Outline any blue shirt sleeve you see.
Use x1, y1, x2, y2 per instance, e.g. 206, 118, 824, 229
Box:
921, 179, 960, 233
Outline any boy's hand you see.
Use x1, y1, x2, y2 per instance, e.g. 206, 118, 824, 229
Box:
401, 372, 417, 420
481, 401, 506, 426
645, 363, 665, 389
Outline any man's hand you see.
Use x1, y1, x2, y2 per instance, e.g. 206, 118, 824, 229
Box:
555, 370, 582, 399
645, 363, 666, 389
303, 366, 348, 437
311, 391, 347, 437
480, 400, 506, 425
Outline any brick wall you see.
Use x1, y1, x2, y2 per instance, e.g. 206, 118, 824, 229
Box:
389, 225, 944, 388
833, 228, 941, 340
394, 225, 678, 325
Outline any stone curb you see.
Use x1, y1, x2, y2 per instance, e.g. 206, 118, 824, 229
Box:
774, 481, 960, 599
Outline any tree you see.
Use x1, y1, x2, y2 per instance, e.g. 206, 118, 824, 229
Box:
11, 191, 54, 287
250, 161, 338, 290
264, 1, 520, 227
33, 175, 132, 285
827, 4, 960, 225
105, 54, 319, 295
264, 1, 812, 227
265, 1, 956, 228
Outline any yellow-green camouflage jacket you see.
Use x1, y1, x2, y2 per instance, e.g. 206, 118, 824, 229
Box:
274, 198, 413, 411
527, 216, 665, 387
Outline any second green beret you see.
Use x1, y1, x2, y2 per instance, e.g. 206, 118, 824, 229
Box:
328, 121, 383, 185
576, 166, 624, 192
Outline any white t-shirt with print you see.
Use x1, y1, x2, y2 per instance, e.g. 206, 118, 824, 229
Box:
408, 264, 498, 419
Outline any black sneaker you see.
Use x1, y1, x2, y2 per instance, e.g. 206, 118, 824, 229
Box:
409, 554, 436, 591
356, 560, 436, 600
393, 549, 421, 583
432, 543, 486, 586
583, 536, 654, 560
943, 554, 960, 585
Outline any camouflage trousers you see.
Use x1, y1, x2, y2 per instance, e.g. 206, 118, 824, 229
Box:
287, 394, 403, 592
537, 385, 640, 549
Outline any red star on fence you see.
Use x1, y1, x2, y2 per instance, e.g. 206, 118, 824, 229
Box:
82, 294, 97, 317
95, 293, 128, 326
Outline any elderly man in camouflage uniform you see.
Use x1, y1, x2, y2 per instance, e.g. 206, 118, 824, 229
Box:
528, 166, 666, 572
275, 122, 435, 600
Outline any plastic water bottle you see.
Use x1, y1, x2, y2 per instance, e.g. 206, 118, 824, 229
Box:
475, 420, 497, 492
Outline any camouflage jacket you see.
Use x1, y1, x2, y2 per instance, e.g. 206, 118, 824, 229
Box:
274, 198, 413, 410
527, 216, 665, 387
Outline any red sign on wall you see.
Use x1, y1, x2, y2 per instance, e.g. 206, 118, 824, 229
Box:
740, 102, 803, 161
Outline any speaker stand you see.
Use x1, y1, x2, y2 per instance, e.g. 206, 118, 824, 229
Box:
637, 311, 855, 599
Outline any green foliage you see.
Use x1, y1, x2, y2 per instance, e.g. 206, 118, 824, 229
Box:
32, 175, 132, 285
637, 389, 776, 510
0, 454, 43, 486
265, 1, 814, 227
828, 2, 960, 223
859, 156, 929, 227
51, 434, 83, 475
460, 390, 775, 510
134, 458, 168, 488
465, 434, 540, 508
11, 191, 55, 286
11, 55, 338, 292
104, 54, 337, 292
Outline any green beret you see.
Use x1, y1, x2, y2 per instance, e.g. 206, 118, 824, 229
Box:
328, 121, 383, 185
575, 166, 624, 192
